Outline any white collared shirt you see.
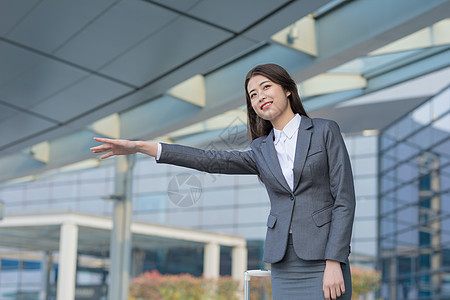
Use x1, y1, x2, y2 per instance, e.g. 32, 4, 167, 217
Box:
273, 114, 301, 191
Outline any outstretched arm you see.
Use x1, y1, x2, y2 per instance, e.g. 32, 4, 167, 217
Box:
90, 137, 158, 159
91, 138, 259, 175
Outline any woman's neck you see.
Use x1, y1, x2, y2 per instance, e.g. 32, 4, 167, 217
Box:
271, 111, 296, 131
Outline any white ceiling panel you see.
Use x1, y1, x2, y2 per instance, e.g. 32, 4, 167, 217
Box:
31, 75, 133, 123
0, 58, 89, 109
0, 41, 44, 87
0, 0, 39, 36
54, 0, 178, 70
150, 0, 200, 12
99, 16, 232, 86
0, 112, 56, 149
187, 0, 290, 32
6, 0, 115, 53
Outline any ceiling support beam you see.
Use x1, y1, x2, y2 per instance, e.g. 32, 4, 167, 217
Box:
292, 0, 450, 82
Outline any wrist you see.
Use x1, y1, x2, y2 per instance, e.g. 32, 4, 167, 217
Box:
135, 141, 144, 152
135, 141, 158, 157
326, 259, 340, 266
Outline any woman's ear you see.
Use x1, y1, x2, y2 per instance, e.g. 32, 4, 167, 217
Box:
286, 91, 291, 97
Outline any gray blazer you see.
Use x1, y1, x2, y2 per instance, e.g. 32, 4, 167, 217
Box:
157, 116, 355, 264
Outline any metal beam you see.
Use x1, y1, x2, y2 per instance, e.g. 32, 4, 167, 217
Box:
292, 0, 450, 82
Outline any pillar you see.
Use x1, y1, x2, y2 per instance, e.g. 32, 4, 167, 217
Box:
41, 251, 52, 300
109, 154, 135, 300
203, 242, 220, 279
56, 222, 78, 300
231, 245, 247, 288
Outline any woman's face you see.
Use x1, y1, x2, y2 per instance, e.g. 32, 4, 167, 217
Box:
247, 75, 292, 127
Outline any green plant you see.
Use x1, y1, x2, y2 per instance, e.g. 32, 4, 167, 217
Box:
249, 277, 272, 300
129, 270, 240, 300
351, 266, 381, 299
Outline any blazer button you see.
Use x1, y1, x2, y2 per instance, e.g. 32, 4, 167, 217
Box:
290, 195, 294, 200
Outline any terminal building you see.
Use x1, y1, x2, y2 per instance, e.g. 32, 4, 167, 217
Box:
0, 1, 449, 299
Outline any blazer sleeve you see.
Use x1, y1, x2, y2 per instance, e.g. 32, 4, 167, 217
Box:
323, 121, 356, 264
156, 143, 259, 175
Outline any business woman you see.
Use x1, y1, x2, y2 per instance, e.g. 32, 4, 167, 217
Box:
91, 64, 355, 300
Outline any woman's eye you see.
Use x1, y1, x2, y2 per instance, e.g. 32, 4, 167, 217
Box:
250, 93, 256, 99
263, 85, 270, 90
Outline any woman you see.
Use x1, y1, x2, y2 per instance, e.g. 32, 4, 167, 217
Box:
91, 64, 355, 300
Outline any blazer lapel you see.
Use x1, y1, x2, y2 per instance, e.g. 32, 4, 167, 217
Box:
292, 116, 313, 191
260, 130, 292, 193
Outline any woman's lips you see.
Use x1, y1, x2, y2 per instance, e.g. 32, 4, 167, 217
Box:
261, 102, 272, 110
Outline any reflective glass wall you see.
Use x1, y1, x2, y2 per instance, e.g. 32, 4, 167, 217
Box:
344, 134, 378, 266
379, 86, 450, 300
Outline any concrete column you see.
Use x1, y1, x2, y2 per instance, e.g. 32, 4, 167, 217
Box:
56, 222, 78, 300
231, 245, 247, 288
41, 251, 52, 300
109, 154, 135, 300
203, 242, 220, 279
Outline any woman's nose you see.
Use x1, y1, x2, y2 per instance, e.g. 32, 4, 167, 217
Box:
258, 91, 266, 102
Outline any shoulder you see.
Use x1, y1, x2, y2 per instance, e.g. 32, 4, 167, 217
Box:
310, 118, 340, 132
249, 134, 268, 149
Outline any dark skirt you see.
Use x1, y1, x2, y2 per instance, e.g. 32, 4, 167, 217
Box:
270, 235, 352, 300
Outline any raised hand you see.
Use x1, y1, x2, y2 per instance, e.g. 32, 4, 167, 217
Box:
90, 137, 139, 159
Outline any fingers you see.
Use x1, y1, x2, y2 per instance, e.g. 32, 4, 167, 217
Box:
91, 137, 115, 158
323, 287, 344, 300
324, 287, 330, 300
340, 282, 346, 295
100, 152, 115, 160
323, 278, 345, 300
90, 144, 112, 153
330, 288, 336, 299
93, 137, 114, 143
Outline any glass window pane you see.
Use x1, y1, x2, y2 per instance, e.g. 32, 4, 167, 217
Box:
431, 87, 450, 119
396, 163, 418, 185
354, 135, 377, 155
381, 135, 396, 151
412, 101, 432, 127
355, 197, 377, 218
381, 194, 395, 215
52, 183, 77, 200
397, 228, 418, 247
381, 218, 396, 237
354, 156, 377, 176
432, 113, 450, 144
411, 126, 433, 150
397, 142, 420, 161
133, 194, 167, 212
353, 219, 376, 239
354, 177, 377, 197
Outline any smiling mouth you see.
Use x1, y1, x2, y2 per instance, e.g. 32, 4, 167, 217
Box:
261, 102, 272, 110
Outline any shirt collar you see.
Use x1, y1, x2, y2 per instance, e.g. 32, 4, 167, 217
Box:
274, 114, 301, 145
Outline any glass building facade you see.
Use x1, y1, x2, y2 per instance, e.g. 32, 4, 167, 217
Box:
379, 86, 450, 299
344, 133, 378, 266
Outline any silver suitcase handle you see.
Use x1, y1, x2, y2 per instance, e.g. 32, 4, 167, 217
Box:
244, 270, 271, 300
